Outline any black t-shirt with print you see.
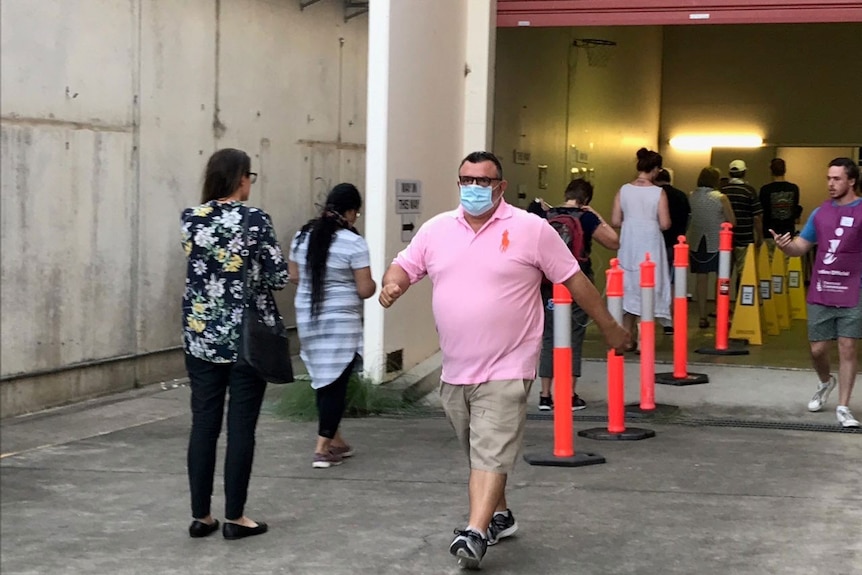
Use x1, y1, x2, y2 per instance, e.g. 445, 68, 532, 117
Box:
759, 181, 800, 236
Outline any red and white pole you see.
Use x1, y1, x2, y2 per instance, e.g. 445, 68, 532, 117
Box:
552, 283, 574, 458
638, 253, 656, 411
606, 259, 626, 434
657, 237, 709, 385
580, 259, 655, 440
524, 284, 606, 467
715, 223, 733, 351
696, 222, 749, 356
672, 238, 689, 377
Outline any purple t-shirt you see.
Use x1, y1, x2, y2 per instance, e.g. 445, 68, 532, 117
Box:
802, 198, 862, 307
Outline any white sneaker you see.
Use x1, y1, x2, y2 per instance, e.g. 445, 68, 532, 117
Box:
807, 376, 836, 412
836, 406, 860, 428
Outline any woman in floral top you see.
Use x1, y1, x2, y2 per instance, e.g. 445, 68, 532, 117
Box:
180, 148, 288, 540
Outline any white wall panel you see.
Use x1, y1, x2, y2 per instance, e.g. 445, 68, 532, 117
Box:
0, 0, 137, 126
1, 0, 370, 400
136, 0, 217, 352
0, 125, 135, 375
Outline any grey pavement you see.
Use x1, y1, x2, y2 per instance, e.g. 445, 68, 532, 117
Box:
1, 360, 861, 575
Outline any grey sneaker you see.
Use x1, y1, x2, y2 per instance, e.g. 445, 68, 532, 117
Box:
836, 406, 860, 428
312, 450, 343, 469
330, 444, 355, 458
449, 529, 487, 569
486, 509, 518, 546
807, 376, 836, 412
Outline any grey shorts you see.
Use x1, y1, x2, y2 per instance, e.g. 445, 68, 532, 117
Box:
807, 291, 862, 341
439, 378, 533, 474
538, 287, 588, 379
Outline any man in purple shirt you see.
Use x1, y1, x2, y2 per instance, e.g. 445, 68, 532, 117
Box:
771, 157, 862, 428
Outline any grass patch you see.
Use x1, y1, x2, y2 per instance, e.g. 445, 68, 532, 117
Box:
271, 373, 425, 422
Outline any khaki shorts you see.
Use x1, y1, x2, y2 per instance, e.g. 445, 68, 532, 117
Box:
439, 378, 533, 474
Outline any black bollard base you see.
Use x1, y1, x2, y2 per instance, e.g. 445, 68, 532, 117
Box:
695, 345, 749, 356
578, 427, 655, 441
655, 372, 710, 386
625, 403, 680, 418
523, 451, 606, 467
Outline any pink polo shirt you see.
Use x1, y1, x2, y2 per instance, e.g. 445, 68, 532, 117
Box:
392, 200, 580, 384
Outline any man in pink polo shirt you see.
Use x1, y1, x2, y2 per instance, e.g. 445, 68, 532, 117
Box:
379, 151, 630, 570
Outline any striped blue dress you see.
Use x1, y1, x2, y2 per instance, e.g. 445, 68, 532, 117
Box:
289, 229, 369, 389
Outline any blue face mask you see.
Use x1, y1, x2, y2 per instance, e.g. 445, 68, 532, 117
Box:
460, 184, 495, 216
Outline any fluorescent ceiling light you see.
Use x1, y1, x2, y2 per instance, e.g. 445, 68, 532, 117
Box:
669, 134, 763, 151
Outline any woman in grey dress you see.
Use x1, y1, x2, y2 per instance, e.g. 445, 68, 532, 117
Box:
288, 183, 376, 468
687, 166, 736, 328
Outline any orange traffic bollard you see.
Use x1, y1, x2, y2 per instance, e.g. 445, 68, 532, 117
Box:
697, 223, 749, 355
638, 253, 656, 411
580, 259, 654, 441
552, 282, 574, 457
524, 284, 605, 467
656, 237, 708, 386
607, 259, 626, 433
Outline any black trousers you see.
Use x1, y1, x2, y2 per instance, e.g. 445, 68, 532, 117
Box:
315, 355, 357, 439
185, 354, 267, 520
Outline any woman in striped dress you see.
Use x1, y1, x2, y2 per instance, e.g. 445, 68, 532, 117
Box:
288, 183, 377, 468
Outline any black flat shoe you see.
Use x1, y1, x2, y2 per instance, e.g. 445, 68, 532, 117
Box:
189, 519, 220, 538
222, 521, 268, 540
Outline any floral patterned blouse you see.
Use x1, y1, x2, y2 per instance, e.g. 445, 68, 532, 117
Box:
181, 201, 289, 363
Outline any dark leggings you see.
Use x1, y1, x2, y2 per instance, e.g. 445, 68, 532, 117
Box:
185, 354, 267, 521
315, 356, 357, 439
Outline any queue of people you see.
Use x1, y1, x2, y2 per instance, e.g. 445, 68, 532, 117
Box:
179, 148, 860, 570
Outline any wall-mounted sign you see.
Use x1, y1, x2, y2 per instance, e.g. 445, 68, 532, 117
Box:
513, 150, 531, 164
395, 179, 422, 214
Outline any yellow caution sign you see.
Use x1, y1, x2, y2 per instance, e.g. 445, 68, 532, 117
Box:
730, 244, 763, 345
787, 256, 807, 320
757, 247, 779, 336
771, 251, 791, 330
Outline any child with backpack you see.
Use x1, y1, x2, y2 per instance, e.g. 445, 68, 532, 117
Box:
528, 179, 619, 411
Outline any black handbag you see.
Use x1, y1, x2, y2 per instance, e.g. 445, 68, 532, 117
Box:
237, 207, 294, 384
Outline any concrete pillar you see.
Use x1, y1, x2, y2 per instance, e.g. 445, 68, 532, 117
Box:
364, 0, 493, 382
463, 0, 497, 152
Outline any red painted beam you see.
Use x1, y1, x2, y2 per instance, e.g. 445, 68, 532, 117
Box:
497, 0, 862, 26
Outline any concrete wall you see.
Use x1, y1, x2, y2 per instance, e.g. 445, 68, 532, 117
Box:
494, 25, 664, 290
774, 146, 858, 225
1, 0, 369, 417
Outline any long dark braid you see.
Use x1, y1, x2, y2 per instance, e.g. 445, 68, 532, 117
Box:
293, 183, 362, 317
